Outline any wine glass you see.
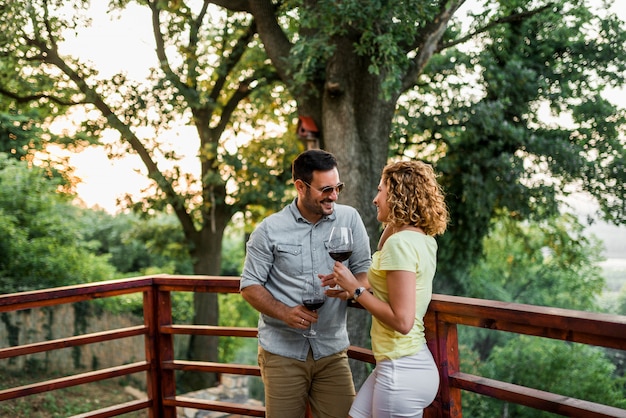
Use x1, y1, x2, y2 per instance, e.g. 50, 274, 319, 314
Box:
328, 227, 353, 289
328, 226, 353, 262
302, 280, 326, 338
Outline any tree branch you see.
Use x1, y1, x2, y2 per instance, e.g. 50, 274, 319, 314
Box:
442, 3, 555, 51
402, 0, 464, 92
209, 21, 257, 105
185, 0, 211, 90
27, 29, 199, 241
0, 86, 83, 106
148, 0, 190, 96
402, 2, 554, 93
248, 0, 293, 84
209, 0, 251, 13
215, 67, 281, 137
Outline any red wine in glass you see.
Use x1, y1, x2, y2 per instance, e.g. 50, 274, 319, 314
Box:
302, 280, 326, 338
329, 250, 352, 262
328, 227, 353, 263
328, 227, 353, 289
303, 299, 325, 311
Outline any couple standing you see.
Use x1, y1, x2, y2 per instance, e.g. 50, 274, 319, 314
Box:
240, 149, 449, 418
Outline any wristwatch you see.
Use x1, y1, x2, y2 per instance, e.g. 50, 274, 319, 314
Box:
353, 287, 367, 300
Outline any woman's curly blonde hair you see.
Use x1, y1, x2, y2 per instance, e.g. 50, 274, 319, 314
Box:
382, 160, 449, 236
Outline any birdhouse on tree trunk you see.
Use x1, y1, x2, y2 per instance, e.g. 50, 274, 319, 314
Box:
297, 116, 319, 149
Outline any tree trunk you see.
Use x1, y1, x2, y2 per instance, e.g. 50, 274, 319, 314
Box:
179, 219, 227, 391
321, 39, 397, 387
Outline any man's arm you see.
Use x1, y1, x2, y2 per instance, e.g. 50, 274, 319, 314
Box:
241, 284, 290, 320
241, 284, 318, 328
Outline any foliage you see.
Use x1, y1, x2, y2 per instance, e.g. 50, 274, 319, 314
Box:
458, 212, 606, 360
0, 0, 298, 266
218, 219, 259, 365
90, 212, 252, 338
617, 285, 626, 317
77, 210, 194, 276
0, 106, 77, 195
220, 215, 247, 276
0, 29, 88, 186
288, 0, 442, 99
0, 372, 145, 418
0, 1, 303, 386
467, 211, 605, 310
0, 111, 43, 160
0, 154, 116, 292
389, 0, 626, 293
218, 293, 259, 365
462, 336, 626, 417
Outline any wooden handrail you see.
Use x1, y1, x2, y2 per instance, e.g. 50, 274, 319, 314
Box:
70, 399, 152, 418
429, 294, 626, 348
0, 325, 147, 359
423, 295, 626, 418
0, 362, 150, 402
450, 372, 626, 418
0, 275, 624, 417
161, 324, 259, 337
164, 396, 265, 417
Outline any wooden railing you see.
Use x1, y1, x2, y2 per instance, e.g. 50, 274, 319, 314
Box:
1, 275, 625, 417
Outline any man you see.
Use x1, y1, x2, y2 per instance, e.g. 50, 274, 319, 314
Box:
240, 149, 371, 418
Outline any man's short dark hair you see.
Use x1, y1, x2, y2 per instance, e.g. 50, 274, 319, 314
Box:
292, 149, 338, 183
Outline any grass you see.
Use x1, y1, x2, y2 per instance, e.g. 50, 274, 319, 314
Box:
0, 371, 148, 418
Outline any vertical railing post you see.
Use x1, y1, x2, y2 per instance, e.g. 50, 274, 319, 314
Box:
144, 282, 177, 418
425, 308, 463, 418
157, 287, 177, 418
143, 287, 159, 418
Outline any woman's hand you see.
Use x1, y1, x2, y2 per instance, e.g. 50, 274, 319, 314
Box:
332, 262, 360, 296
319, 272, 351, 300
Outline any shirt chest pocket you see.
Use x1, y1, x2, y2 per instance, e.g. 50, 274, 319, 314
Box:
274, 244, 303, 275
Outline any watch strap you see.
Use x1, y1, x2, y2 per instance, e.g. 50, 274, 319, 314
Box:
353, 286, 366, 300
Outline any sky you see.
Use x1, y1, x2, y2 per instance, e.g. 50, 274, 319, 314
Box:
52, 1, 626, 260
52, 2, 154, 213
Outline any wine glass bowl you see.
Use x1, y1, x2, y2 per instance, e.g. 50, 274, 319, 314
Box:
328, 226, 353, 262
302, 280, 326, 338
328, 227, 353, 289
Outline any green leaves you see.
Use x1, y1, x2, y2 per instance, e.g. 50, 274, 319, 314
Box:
466, 336, 626, 416
389, 0, 626, 293
468, 211, 605, 310
0, 154, 116, 292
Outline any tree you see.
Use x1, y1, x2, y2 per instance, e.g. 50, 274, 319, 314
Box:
463, 336, 626, 417
78, 210, 194, 276
216, 0, 626, 275
461, 211, 606, 360
400, 2, 626, 294
467, 211, 605, 311
0, 0, 300, 389
214, 0, 626, 383
0, 154, 117, 293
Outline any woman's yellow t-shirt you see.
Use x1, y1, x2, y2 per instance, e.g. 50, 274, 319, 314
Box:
368, 230, 437, 361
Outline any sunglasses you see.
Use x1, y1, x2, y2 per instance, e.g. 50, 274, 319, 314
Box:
301, 180, 345, 195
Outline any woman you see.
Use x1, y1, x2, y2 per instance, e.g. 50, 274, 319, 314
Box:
332, 160, 449, 418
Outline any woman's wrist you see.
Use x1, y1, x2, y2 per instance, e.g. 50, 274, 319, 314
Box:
352, 286, 367, 300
